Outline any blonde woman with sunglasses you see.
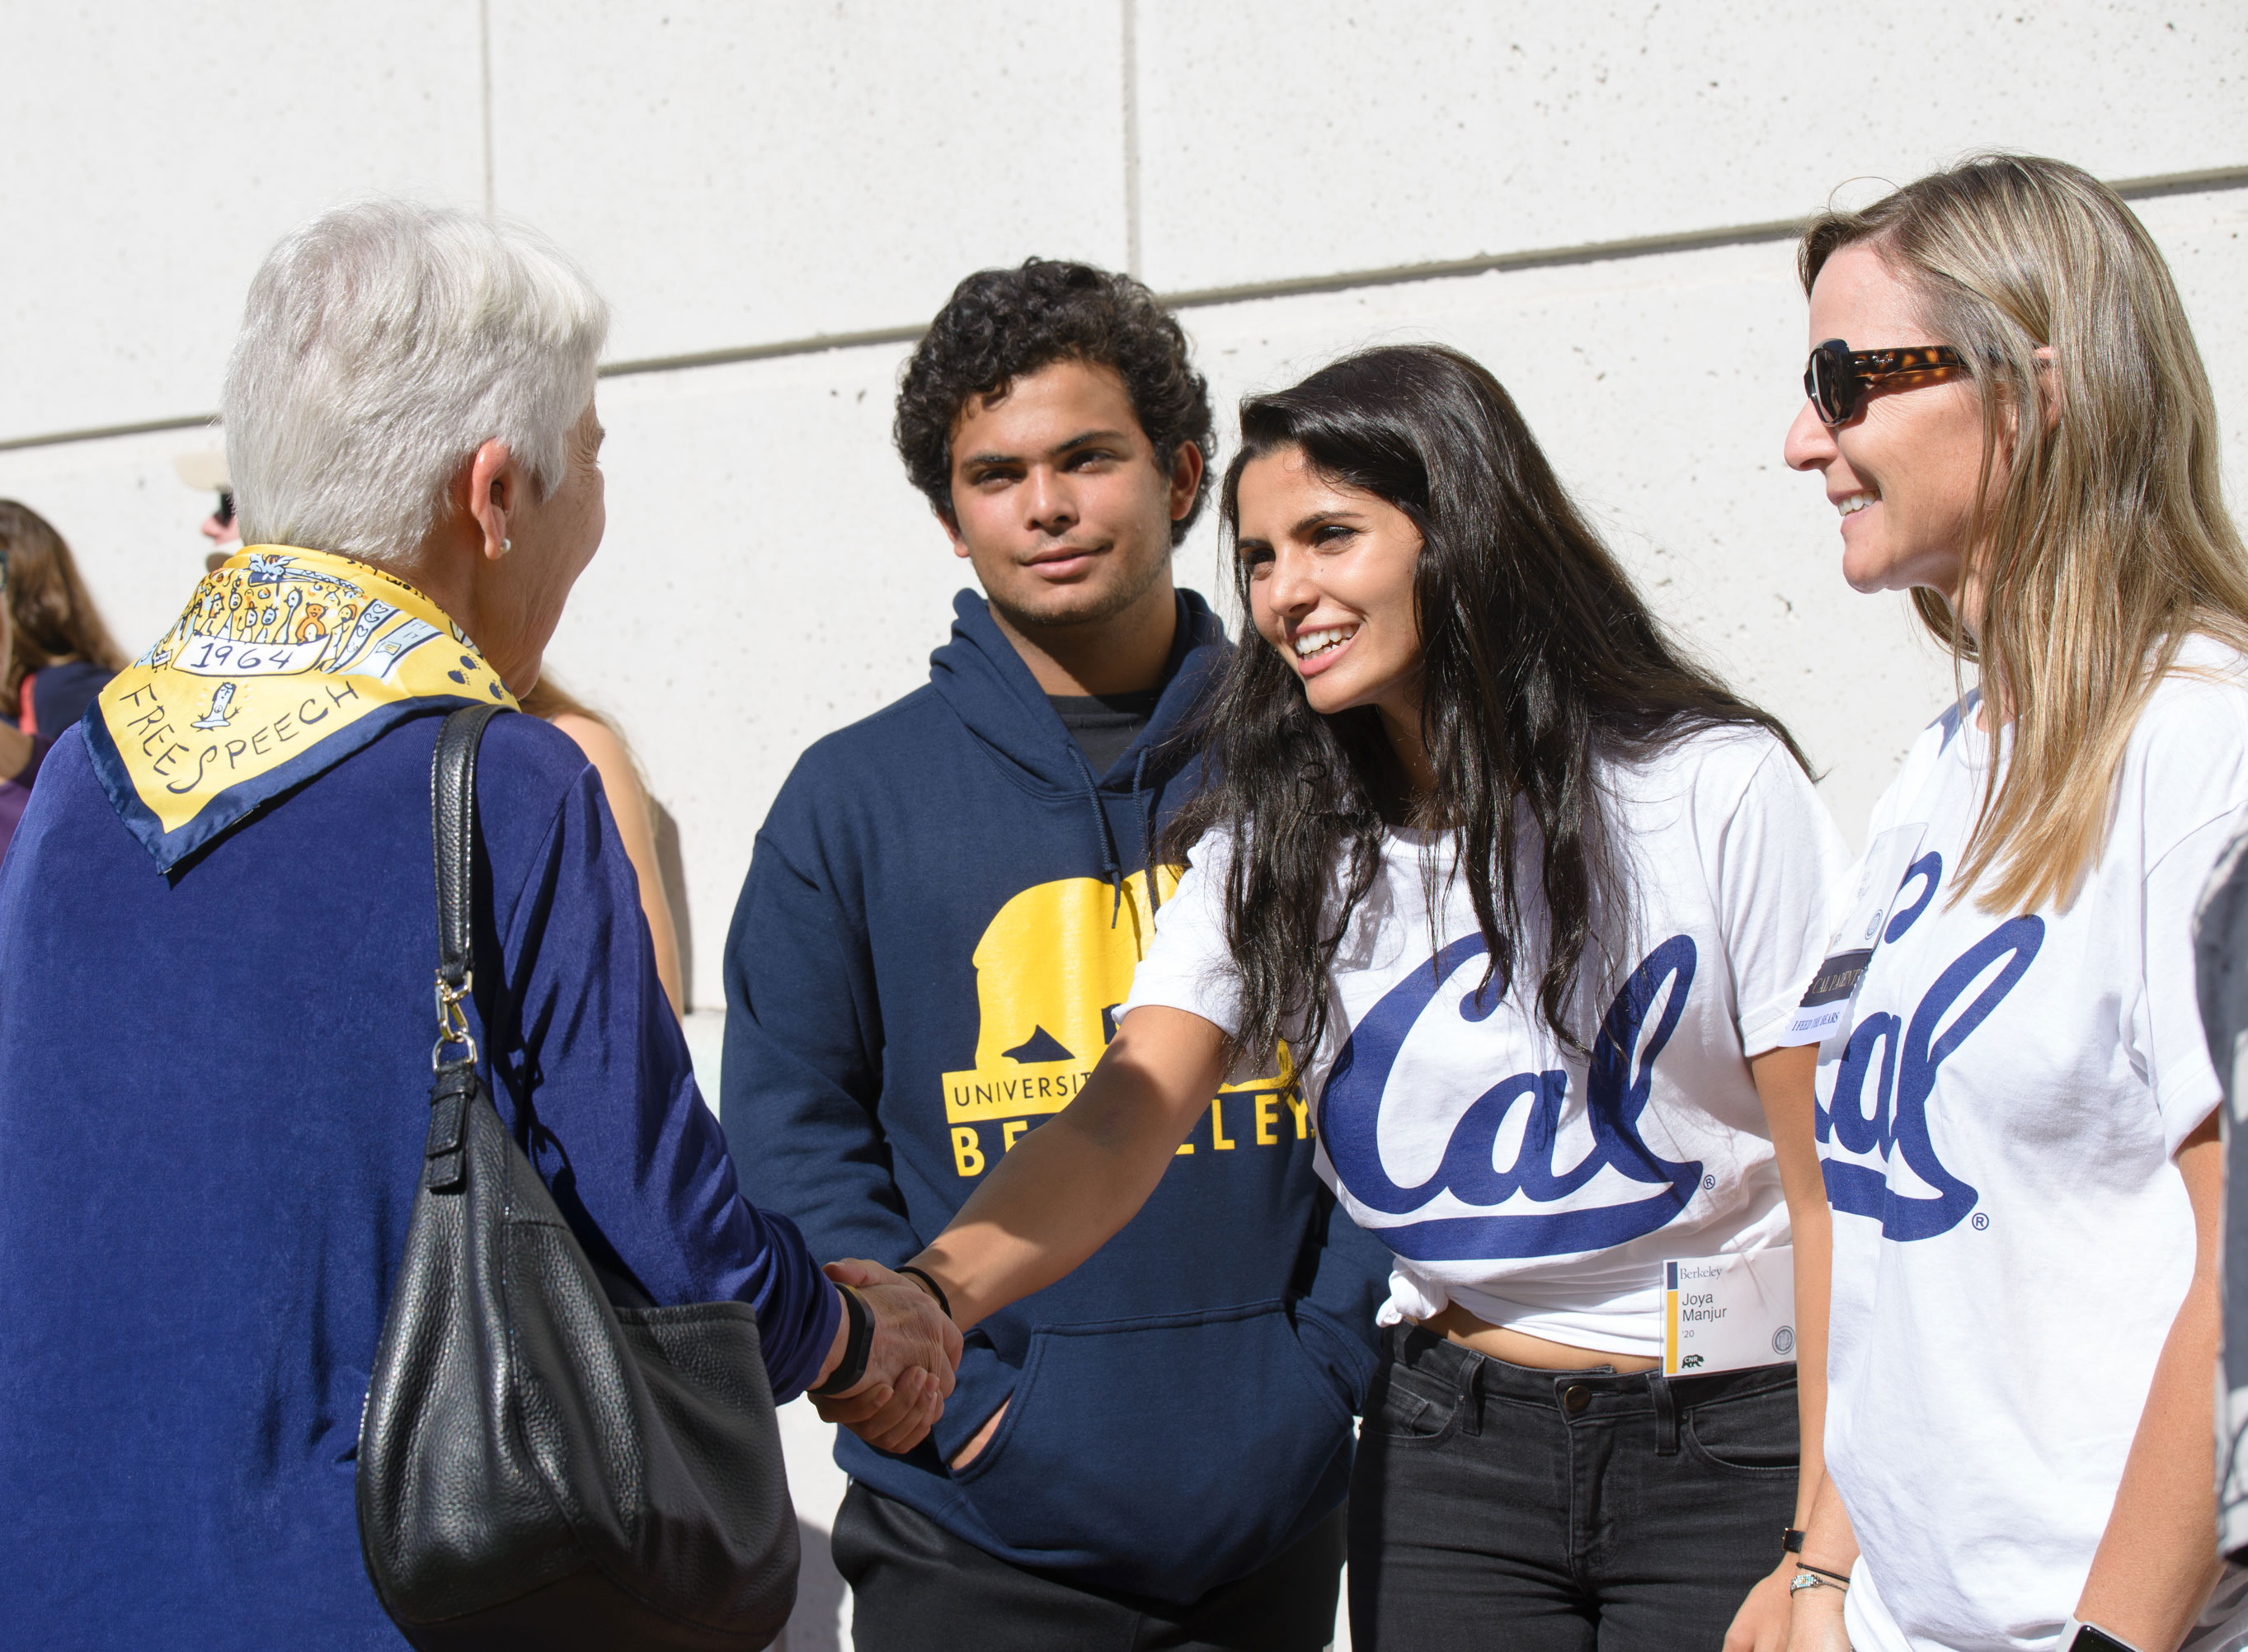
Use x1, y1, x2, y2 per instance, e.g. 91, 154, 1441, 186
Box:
1782, 155, 2246, 1652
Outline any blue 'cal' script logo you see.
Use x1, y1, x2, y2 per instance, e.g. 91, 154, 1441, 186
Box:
1818, 849, 2043, 1240
1319, 934, 1703, 1260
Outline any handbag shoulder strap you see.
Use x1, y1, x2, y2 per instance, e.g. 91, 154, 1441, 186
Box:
431, 704, 508, 1062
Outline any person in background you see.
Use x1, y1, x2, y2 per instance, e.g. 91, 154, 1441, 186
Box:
519, 672, 686, 1016
1781, 153, 2246, 1652
723, 258, 1390, 1652
0, 199, 957, 1647
0, 551, 52, 860
901, 344, 1850, 1652
0, 501, 125, 738
2193, 830, 2248, 1584
175, 449, 241, 572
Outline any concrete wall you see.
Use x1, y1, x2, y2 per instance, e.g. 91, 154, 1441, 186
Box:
4, 6, 2243, 1645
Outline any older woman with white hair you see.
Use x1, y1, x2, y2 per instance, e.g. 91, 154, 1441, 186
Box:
0, 200, 956, 1646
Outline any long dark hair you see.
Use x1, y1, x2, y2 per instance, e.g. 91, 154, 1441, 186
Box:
0, 501, 125, 704
1169, 345, 1808, 1060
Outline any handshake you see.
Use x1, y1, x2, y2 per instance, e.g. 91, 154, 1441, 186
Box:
805, 1258, 963, 1454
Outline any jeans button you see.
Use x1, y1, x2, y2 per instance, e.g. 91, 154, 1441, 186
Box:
1562, 1384, 1590, 1414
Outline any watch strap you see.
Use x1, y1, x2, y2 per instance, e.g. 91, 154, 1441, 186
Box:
808, 1283, 872, 1397
898, 1264, 952, 1320
2062, 1619, 2146, 1652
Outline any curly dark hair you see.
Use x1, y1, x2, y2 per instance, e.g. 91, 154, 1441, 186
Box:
894, 258, 1214, 546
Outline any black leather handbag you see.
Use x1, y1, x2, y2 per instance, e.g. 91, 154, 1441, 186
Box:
356, 703, 798, 1650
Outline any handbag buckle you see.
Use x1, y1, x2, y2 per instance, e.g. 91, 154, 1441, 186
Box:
433, 970, 477, 1069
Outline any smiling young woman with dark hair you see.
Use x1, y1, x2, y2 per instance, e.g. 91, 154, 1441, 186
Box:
1173, 345, 1812, 1071
901, 342, 1854, 1650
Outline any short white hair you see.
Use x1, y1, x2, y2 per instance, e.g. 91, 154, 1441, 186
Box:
223, 198, 609, 566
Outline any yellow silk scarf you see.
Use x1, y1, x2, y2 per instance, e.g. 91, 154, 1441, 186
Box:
92, 545, 516, 871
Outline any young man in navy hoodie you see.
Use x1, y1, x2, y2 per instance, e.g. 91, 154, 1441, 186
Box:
722, 260, 1388, 1650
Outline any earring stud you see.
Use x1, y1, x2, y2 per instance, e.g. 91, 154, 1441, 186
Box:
500, 537, 512, 554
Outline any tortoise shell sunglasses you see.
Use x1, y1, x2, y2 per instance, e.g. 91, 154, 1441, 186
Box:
1804, 338, 1968, 426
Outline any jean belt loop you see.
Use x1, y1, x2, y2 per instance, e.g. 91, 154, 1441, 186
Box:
1457, 1348, 1485, 1438
1649, 1370, 1679, 1456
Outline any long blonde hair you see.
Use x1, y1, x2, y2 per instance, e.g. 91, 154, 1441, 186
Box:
1803, 155, 2248, 913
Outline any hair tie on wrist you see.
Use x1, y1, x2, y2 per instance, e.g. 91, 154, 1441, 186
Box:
1794, 1561, 1852, 1587
898, 1264, 952, 1320
808, 1283, 872, 1397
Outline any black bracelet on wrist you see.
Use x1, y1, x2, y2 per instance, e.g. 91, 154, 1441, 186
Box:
898, 1264, 952, 1320
1782, 1527, 1807, 1554
808, 1283, 872, 1397
1794, 1561, 1852, 1587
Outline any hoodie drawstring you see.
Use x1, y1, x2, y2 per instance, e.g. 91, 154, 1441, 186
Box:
1067, 745, 1127, 927
1131, 747, 1161, 920
1069, 745, 1164, 939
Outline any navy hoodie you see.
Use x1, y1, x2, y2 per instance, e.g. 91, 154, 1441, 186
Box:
723, 588, 1390, 1603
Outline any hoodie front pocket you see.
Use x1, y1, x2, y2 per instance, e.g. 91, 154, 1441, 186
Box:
952, 1298, 1351, 1603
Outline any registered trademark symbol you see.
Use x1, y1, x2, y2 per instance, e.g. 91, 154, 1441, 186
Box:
1972, 1212, 1990, 1231
1702, 1174, 1716, 1191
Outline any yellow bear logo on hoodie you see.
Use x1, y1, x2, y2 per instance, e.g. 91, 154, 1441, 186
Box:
939, 870, 1300, 1175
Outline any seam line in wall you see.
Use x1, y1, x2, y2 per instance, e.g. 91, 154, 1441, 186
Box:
479, 0, 496, 219
4, 163, 2241, 452
588, 163, 2248, 377
1122, 0, 1141, 280
0, 413, 218, 454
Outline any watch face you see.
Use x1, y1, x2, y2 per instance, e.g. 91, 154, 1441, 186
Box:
2071, 1631, 2137, 1652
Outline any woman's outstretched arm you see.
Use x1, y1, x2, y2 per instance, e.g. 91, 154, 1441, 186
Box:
907, 1005, 1229, 1328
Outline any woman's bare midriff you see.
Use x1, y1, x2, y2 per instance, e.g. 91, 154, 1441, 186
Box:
1422, 1301, 1662, 1374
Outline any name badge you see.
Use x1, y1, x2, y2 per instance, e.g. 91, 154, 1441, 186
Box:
1781, 824, 1928, 1045
1663, 1246, 1795, 1376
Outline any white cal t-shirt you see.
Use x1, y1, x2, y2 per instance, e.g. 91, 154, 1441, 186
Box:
1124, 725, 1848, 1355
1819, 641, 2248, 1652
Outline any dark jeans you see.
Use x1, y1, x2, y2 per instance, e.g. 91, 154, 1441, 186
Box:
833, 1480, 1346, 1652
1348, 1325, 1798, 1651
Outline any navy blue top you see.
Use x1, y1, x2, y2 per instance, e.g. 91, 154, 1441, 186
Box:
0, 708, 838, 1649
723, 590, 1390, 1604
7, 659, 115, 737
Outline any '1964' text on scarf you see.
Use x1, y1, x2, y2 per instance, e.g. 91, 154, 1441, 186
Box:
91, 545, 516, 873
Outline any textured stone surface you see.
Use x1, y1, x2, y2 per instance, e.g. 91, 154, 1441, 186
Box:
1136, 1, 2248, 293
487, 0, 1130, 365
0, 1, 484, 443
